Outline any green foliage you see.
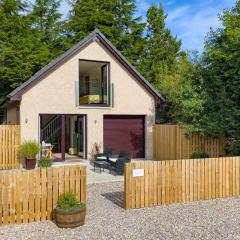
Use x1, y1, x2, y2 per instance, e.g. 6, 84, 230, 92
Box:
139, 4, 205, 133
38, 157, 52, 167
56, 192, 85, 211
30, 0, 66, 54
66, 0, 145, 68
140, 4, 182, 87
20, 140, 41, 158
200, 0, 240, 153
190, 151, 210, 159
225, 137, 240, 156
160, 53, 206, 133
0, 0, 64, 100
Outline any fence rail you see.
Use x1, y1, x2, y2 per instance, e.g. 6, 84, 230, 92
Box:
0, 125, 20, 169
153, 124, 225, 160
0, 166, 86, 225
125, 157, 240, 209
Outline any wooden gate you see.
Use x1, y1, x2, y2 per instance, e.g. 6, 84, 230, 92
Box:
0, 125, 20, 169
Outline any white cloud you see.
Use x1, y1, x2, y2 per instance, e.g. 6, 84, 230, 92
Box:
166, 5, 225, 51
167, 5, 190, 22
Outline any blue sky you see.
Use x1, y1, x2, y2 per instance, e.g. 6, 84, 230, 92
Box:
59, 0, 236, 52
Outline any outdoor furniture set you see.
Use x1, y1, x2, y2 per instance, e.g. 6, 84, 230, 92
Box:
94, 147, 131, 175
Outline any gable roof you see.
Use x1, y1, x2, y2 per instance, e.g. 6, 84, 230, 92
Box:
1, 29, 165, 107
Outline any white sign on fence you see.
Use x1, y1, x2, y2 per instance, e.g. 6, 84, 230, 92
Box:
133, 169, 144, 177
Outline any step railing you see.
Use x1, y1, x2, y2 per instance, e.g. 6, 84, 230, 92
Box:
41, 115, 61, 142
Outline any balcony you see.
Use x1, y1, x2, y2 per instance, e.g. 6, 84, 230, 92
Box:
78, 60, 110, 106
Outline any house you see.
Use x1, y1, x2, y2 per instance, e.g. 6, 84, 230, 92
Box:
0, 30, 164, 160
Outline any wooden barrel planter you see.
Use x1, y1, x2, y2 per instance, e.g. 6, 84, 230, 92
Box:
55, 207, 86, 228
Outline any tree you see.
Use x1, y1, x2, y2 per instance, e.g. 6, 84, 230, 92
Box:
202, 0, 240, 153
66, 0, 145, 67
140, 4, 182, 88
158, 53, 206, 133
112, 0, 145, 68
141, 4, 205, 131
0, 0, 53, 100
66, 0, 116, 44
30, 0, 65, 56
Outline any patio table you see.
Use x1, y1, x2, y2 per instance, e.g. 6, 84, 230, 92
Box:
93, 161, 111, 173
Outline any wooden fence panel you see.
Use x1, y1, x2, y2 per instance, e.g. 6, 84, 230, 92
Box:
125, 157, 240, 209
0, 125, 20, 169
0, 166, 86, 225
153, 124, 225, 160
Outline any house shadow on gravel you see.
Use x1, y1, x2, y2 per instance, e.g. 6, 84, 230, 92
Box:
101, 191, 124, 208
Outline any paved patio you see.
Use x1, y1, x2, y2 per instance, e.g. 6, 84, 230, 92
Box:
52, 159, 124, 184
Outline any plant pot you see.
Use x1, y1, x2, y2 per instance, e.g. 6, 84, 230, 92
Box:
55, 207, 86, 228
25, 157, 36, 170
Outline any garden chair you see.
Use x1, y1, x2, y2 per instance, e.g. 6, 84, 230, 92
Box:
95, 147, 113, 161
108, 150, 131, 175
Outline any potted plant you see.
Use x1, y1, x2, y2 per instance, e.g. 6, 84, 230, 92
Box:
20, 140, 41, 170
55, 192, 86, 228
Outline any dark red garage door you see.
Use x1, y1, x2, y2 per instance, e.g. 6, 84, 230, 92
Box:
104, 115, 145, 158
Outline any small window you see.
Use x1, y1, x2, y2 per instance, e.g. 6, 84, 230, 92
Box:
78, 60, 110, 106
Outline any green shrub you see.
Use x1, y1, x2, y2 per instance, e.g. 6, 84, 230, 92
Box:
56, 192, 85, 211
38, 157, 52, 168
190, 151, 210, 159
20, 140, 41, 158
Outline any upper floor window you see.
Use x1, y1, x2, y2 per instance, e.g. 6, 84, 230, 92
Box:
78, 60, 110, 106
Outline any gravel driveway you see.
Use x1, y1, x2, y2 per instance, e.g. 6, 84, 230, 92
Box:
1, 181, 240, 240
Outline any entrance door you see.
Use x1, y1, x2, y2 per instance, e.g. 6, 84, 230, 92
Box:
76, 116, 86, 158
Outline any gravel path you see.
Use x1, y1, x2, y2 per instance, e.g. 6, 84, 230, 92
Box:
1, 181, 240, 240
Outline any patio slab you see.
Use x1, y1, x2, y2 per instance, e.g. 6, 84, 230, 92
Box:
52, 159, 124, 184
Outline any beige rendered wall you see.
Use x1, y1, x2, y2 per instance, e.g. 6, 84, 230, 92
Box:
19, 40, 156, 159
6, 106, 19, 124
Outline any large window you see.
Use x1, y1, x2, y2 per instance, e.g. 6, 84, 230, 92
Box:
78, 60, 110, 106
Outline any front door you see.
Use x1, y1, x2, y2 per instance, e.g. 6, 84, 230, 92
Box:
76, 116, 86, 158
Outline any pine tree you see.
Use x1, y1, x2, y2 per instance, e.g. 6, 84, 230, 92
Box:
30, 0, 64, 56
140, 4, 182, 88
113, 0, 145, 67
0, 0, 52, 100
66, 0, 145, 67
67, 0, 116, 44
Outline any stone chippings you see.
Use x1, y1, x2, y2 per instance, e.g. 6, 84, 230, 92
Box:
1, 182, 240, 239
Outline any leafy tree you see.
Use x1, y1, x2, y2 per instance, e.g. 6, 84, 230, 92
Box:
158, 53, 206, 132
201, 0, 240, 153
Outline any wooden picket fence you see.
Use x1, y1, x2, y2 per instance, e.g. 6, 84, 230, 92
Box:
124, 157, 240, 209
0, 166, 86, 225
0, 125, 20, 169
153, 124, 225, 160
